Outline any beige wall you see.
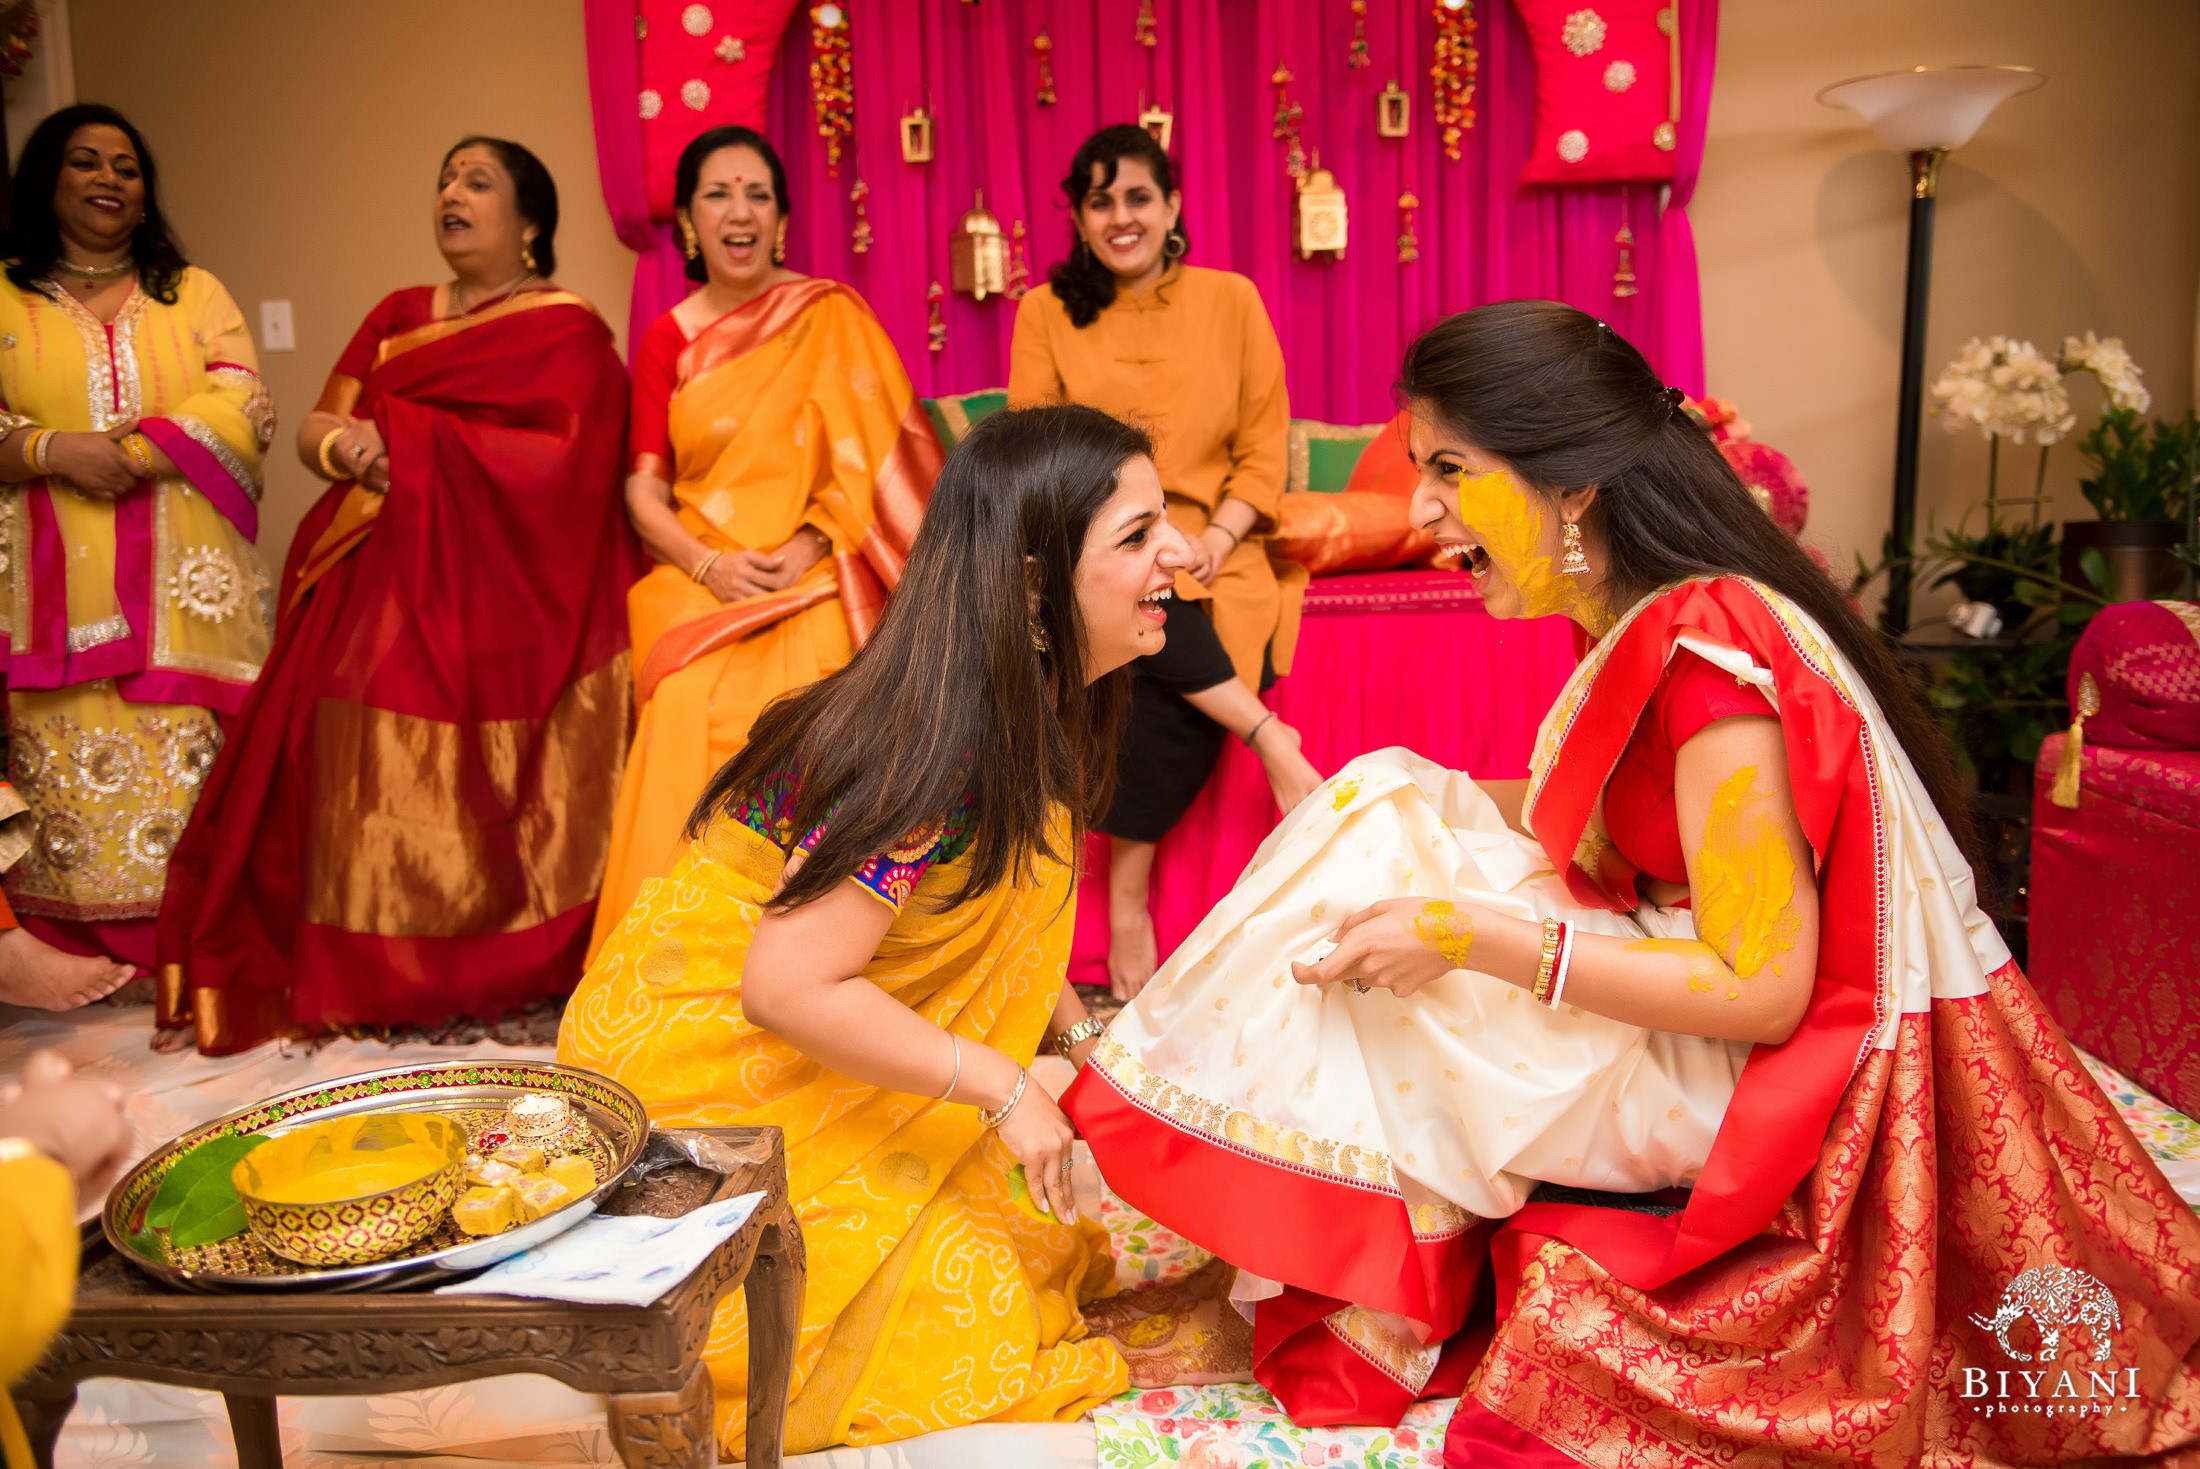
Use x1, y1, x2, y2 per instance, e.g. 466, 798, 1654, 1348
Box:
1696, 0, 2200, 616
67, 0, 631, 567
60, 1, 2200, 600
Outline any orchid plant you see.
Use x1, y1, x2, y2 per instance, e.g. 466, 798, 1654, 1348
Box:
1929, 332, 2151, 526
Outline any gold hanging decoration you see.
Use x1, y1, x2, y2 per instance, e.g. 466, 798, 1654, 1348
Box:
900, 105, 935, 164
1139, 97, 1176, 153
1430, 0, 1479, 161
1271, 66, 1308, 181
1397, 191, 1421, 263
1612, 225, 1638, 297
926, 282, 947, 352
1033, 27, 1056, 107
1007, 221, 1031, 299
1135, 0, 1157, 48
1377, 80, 1411, 137
808, 4, 854, 177
951, 192, 1009, 301
1349, 1, 1371, 68
850, 178, 873, 255
1296, 155, 1347, 260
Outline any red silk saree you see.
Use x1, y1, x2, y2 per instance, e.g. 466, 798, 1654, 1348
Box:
1069, 577, 2200, 1465
156, 288, 644, 1053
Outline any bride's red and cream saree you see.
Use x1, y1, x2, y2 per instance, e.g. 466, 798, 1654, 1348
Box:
1069, 577, 2200, 1465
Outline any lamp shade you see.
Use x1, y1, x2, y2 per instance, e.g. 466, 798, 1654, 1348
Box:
1818, 65, 2043, 153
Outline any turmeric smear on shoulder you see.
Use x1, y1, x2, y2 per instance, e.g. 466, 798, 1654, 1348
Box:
1692, 765, 1800, 981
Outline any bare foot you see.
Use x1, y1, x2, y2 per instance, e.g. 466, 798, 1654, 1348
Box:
1109, 907, 1159, 1002
0, 927, 136, 1010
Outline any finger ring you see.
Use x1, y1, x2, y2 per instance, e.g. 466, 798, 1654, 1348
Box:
1347, 978, 1371, 995
353, 445, 367, 458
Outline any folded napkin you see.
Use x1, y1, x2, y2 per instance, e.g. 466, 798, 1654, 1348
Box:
436, 1190, 765, 1306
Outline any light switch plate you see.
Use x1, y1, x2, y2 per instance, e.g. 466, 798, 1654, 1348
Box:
259, 300, 295, 352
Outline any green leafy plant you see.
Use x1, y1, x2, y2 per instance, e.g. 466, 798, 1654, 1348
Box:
144, 1133, 268, 1248
2076, 407, 2197, 523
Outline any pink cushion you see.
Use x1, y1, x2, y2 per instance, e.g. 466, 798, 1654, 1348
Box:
1513, 0, 1679, 185
2070, 601, 2200, 752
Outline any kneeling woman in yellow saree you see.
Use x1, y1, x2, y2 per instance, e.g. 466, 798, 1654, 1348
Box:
561, 404, 1195, 1458
592, 126, 938, 958
1070, 303, 2200, 1466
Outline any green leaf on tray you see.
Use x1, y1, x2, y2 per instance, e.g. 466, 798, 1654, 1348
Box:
145, 1133, 268, 1248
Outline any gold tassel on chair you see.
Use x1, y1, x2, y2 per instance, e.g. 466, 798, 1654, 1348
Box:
2050, 673, 2102, 809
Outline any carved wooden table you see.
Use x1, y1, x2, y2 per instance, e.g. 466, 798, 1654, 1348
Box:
11, 1124, 804, 1469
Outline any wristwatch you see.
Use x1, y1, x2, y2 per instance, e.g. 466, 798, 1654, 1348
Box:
1052, 1016, 1107, 1060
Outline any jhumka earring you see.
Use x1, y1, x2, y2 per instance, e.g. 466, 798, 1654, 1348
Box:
1029, 616, 1052, 653
773, 220, 787, 265
678, 216, 700, 260
1560, 521, 1591, 575
521, 237, 538, 272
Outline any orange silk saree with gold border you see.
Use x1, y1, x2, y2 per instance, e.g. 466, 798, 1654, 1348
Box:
590, 279, 937, 958
157, 288, 642, 1053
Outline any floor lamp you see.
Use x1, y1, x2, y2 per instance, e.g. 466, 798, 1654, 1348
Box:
1819, 65, 2045, 636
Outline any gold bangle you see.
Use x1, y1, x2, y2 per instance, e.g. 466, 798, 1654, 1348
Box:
979, 1067, 1031, 1130
24, 429, 51, 476
121, 434, 153, 477
317, 427, 347, 480
1531, 918, 1562, 1005
691, 549, 723, 584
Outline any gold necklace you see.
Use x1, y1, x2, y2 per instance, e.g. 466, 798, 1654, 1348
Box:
55, 256, 135, 282
449, 268, 535, 318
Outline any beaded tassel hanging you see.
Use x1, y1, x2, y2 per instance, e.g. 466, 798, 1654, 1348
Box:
1034, 27, 1056, 106
1612, 226, 1638, 297
1135, 0, 1157, 47
809, 4, 854, 176
1430, 0, 1479, 160
1397, 192, 1421, 263
1007, 221, 1031, 298
850, 179, 873, 255
1272, 66, 1308, 181
926, 282, 947, 352
1349, 1, 1371, 68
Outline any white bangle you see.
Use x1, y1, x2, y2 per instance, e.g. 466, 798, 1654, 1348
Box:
939, 1033, 963, 1102
1547, 920, 1576, 1009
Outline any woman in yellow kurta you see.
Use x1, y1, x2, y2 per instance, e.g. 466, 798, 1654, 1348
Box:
562, 404, 1193, 1458
593, 126, 936, 957
1010, 124, 1319, 999
0, 106, 270, 988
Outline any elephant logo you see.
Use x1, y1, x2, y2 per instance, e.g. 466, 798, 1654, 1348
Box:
1969, 1266, 2122, 1364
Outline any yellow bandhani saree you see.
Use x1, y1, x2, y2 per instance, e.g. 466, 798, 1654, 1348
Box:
591, 280, 939, 959
559, 808, 1125, 1459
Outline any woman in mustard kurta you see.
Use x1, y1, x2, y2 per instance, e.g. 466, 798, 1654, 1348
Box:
1010, 124, 1319, 999
593, 126, 936, 959
561, 404, 1193, 1458
0, 106, 270, 992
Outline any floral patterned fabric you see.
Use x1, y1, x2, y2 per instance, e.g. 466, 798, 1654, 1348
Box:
1093, 1384, 1450, 1469
726, 765, 976, 911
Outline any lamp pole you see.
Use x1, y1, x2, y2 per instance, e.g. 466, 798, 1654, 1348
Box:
1884, 148, 1947, 638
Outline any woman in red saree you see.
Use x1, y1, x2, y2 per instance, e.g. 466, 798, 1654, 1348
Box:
1068, 302, 2200, 1465
156, 138, 641, 1053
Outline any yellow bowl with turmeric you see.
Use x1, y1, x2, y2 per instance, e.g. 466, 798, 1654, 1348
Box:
231, 1113, 467, 1268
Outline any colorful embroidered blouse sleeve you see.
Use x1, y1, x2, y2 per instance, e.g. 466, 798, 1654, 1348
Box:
726, 770, 977, 911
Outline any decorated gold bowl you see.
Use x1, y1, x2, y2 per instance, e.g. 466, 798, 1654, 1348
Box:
231, 1113, 467, 1268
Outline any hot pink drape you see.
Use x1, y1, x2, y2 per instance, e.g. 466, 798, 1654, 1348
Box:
701, 0, 1718, 417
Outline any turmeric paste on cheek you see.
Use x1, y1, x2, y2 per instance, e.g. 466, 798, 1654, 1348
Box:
1454, 469, 1613, 634
1692, 765, 1801, 984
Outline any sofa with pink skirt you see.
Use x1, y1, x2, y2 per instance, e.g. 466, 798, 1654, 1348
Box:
2029, 599, 2200, 1118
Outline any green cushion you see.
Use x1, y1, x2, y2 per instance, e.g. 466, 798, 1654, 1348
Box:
923, 390, 1010, 450
1289, 419, 1387, 494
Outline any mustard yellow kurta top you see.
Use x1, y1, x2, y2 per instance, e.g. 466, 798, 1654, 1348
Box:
1009, 264, 1299, 682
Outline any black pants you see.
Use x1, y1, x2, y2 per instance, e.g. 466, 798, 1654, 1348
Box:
1098, 602, 1272, 844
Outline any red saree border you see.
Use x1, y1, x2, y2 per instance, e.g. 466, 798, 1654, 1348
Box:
371, 289, 594, 369
672, 277, 846, 392
1512, 578, 1886, 1291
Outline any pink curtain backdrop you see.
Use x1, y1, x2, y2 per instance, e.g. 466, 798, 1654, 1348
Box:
587, 0, 1717, 417
1066, 572, 1580, 988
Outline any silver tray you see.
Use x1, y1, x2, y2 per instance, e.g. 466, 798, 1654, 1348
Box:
104, 1059, 649, 1293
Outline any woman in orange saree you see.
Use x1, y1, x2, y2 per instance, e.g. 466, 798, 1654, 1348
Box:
592, 127, 936, 957
1069, 303, 2200, 1465
156, 139, 641, 1053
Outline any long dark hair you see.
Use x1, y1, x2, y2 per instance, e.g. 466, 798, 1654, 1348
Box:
691, 404, 1149, 911
1048, 124, 1188, 329
674, 125, 788, 285
1401, 300, 1983, 874
6, 104, 188, 303
443, 136, 560, 277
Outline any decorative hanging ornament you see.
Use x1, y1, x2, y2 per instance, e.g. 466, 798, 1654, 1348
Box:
1139, 97, 1176, 153
1135, 0, 1157, 48
850, 179, 873, 255
1377, 80, 1412, 137
1612, 225, 1638, 297
926, 282, 947, 352
952, 193, 1010, 301
1271, 66, 1309, 181
1295, 155, 1348, 260
1349, 1, 1371, 68
1430, 0, 1480, 161
1033, 28, 1056, 106
1397, 192, 1421, 263
809, 5, 853, 177
900, 105, 935, 164
1007, 221, 1031, 299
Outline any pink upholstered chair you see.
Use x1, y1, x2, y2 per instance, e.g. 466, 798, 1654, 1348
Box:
2029, 599, 2200, 1118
